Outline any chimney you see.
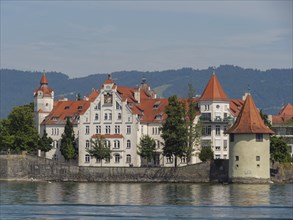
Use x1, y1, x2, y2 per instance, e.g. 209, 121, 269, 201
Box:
134, 88, 141, 103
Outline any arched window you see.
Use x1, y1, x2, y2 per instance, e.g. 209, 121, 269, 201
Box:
126, 140, 131, 148
85, 154, 90, 163
118, 113, 122, 120
126, 154, 131, 163
114, 154, 120, 163
95, 113, 99, 120
104, 113, 108, 120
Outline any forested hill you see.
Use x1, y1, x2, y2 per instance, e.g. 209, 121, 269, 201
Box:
1, 65, 292, 119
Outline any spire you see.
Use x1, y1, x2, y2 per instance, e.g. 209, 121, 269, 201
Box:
40, 72, 48, 85
200, 72, 229, 101
226, 94, 274, 134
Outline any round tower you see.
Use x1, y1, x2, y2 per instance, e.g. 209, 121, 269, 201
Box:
33, 73, 54, 133
226, 94, 274, 183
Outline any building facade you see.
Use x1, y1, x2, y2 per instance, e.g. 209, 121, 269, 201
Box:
34, 72, 244, 167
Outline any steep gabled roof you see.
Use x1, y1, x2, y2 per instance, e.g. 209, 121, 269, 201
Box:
200, 73, 229, 101
40, 74, 48, 85
227, 94, 274, 134
34, 74, 53, 97
88, 89, 100, 102
272, 103, 293, 125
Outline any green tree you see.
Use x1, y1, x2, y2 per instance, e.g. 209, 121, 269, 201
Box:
38, 129, 53, 152
199, 146, 214, 162
270, 136, 292, 162
60, 118, 76, 161
137, 135, 156, 167
2, 104, 39, 153
185, 84, 201, 163
87, 137, 112, 166
0, 119, 15, 152
260, 109, 272, 128
161, 95, 188, 167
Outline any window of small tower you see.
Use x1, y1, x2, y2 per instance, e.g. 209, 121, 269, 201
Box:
256, 134, 263, 142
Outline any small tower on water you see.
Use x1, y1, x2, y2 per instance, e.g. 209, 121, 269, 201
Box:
226, 94, 274, 183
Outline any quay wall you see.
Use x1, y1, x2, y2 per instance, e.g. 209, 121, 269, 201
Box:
0, 155, 228, 183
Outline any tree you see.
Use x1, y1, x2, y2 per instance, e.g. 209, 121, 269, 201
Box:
185, 84, 201, 163
270, 136, 292, 162
199, 146, 214, 162
260, 109, 272, 128
137, 135, 156, 167
38, 129, 53, 152
60, 118, 76, 161
161, 95, 188, 167
87, 137, 111, 166
1, 104, 39, 153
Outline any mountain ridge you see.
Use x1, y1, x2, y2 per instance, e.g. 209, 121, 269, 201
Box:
1, 65, 292, 119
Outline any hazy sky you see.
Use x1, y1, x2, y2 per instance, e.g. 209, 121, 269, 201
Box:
1, 1, 292, 77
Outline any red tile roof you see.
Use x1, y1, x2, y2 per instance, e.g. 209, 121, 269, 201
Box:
88, 89, 99, 102
272, 103, 293, 125
92, 134, 124, 139
200, 73, 229, 101
227, 94, 274, 134
139, 98, 169, 123
229, 99, 244, 117
42, 100, 90, 125
40, 74, 48, 85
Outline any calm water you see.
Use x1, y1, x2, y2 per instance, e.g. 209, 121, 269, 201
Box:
0, 181, 292, 219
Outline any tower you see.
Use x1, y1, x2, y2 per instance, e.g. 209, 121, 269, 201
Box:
199, 72, 231, 160
226, 94, 274, 182
33, 73, 54, 133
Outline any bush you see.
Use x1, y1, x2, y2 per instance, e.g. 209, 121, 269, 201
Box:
199, 146, 214, 162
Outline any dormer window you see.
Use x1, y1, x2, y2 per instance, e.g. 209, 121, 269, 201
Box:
52, 117, 59, 121
153, 101, 160, 109
78, 106, 83, 110
155, 114, 162, 120
65, 106, 70, 110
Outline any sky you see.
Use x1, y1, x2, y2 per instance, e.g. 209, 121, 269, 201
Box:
1, 1, 292, 77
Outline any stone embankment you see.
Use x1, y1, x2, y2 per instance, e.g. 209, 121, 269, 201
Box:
0, 155, 228, 183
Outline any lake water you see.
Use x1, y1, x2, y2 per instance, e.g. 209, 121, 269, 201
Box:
0, 181, 292, 219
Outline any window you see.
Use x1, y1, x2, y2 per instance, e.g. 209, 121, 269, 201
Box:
127, 125, 131, 134
215, 155, 221, 159
85, 126, 90, 134
201, 140, 211, 147
223, 140, 228, 151
78, 106, 83, 110
53, 140, 58, 148
256, 156, 260, 161
116, 102, 122, 110
216, 125, 221, 135
106, 140, 111, 148
127, 140, 131, 149
104, 113, 108, 120
65, 106, 70, 110
126, 154, 131, 163
105, 125, 111, 134
230, 134, 234, 142
235, 156, 239, 161
96, 158, 101, 164
223, 155, 227, 159
215, 146, 221, 151
109, 113, 112, 120
141, 125, 144, 134
114, 140, 120, 149
204, 105, 210, 111
86, 140, 90, 149
115, 154, 120, 163
156, 140, 160, 149
181, 157, 187, 164
96, 126, 101, 134
115, 125, 120, 134
202, 125, 211, 136
117, 113, 122, 120
166, 157, 173, 164
105, 157, 110, 163
201, 113, 211, 121
256, 134, 263, 142
85, 154, 90, 163
95, 113, 99, 121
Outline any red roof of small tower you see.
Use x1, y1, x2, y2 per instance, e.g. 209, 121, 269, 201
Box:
226, 94, 274, 134
40, 74, 48, 85
104, 74, 113, 84
200, 73, 229, 101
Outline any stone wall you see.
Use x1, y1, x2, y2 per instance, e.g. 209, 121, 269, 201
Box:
0, 155, 229, 183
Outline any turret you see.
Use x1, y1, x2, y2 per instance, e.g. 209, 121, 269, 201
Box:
226, 94, 274, 182
33, 73, 54, 133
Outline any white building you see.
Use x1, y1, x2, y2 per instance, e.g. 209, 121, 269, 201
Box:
34, 72, 243, 166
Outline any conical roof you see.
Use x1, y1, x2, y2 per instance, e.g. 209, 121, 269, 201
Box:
200, 73, 229, 101
40, 74, 48, 85
226, 94, 274, 134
